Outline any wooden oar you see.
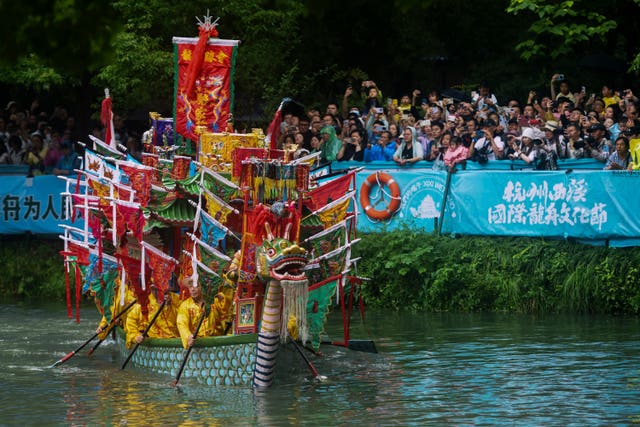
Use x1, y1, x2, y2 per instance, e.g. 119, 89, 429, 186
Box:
87, 299, 137, 356
49, 332, 100, 369
121, 299, 167, 370
173, 304, 208, 387
49, 299, 137, 368
289, 333, 326, 381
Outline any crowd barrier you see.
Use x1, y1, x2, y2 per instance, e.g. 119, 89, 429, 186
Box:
2, 160, 638, 247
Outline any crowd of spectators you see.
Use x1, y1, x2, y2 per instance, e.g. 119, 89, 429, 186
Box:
277, 76, 640, 172
4, 75, 638, 176
0, 100, 137, 175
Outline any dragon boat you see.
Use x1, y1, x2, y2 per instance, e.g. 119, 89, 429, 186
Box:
57, 14, 371, 387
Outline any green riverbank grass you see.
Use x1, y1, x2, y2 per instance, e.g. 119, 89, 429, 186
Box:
2, 234, 639, 314
354, 231, 640, 315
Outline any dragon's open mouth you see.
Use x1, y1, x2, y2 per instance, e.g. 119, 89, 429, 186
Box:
270, 256, 307, 281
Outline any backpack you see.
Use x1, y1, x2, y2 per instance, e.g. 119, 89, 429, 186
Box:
471, 141, 490, 164
535, 150, 558, 170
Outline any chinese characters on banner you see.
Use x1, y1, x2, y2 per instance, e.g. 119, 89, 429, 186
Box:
173, 37, 239, 143
0, 175, 74, 234
488, 178, 607, 230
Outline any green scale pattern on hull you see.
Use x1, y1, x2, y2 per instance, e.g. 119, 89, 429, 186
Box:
116, 329, 258, 386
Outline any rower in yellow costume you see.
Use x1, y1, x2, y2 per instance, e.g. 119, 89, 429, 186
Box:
96, 277, 136, 339
176, 277, 215, 349
124, 285, 180, 348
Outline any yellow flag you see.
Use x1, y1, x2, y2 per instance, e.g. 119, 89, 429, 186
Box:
204, 192, 233, 223
317, 197, 351, 228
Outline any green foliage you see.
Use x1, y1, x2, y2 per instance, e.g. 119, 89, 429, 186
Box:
0, 238, 66, 300
1, 0, 637, 129
3, 233, 640, 316
354, 231, 640, 314
0, 0, 120, 77
506, 0, 633, 64
0, 54, 67, 92
93, 31, 174, 115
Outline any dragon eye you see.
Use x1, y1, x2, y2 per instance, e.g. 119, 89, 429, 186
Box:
267, 248, 276, 257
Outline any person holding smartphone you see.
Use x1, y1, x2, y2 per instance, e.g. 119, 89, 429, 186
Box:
471, 81, 499, 112
550, 74, 576, 103
337, 129, 364, 162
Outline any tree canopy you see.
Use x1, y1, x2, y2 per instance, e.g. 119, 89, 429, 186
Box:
0, 0, 638, 133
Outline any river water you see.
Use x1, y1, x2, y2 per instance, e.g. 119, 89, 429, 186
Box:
1, 303, 639, 426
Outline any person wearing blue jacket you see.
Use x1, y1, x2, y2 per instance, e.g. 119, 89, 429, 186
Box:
364, 130, 396, 162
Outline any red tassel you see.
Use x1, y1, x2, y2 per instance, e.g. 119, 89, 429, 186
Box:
65, 261, 72, 319
97, 239, 103, 273
75, 263, 81, 323
183, 28, 212, 98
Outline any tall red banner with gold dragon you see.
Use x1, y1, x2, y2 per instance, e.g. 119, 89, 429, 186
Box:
173, 15, 239, 144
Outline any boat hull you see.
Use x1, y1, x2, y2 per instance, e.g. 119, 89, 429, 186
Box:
116, 328, 258, 386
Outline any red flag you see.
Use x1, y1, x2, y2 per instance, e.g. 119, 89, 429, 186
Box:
174, 30, 239, 142
143, 243, 177, 303
304, 173, 353, 211
101, 89, 116, 149
117, 162, 154, 207
265, 99, 286, 150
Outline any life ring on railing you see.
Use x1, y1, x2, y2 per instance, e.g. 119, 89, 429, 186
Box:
359, 172, 401, 220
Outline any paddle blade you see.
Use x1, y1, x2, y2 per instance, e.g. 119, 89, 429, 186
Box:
49, 350, 76, 368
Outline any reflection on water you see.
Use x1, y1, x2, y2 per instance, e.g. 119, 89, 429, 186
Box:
1, 304, 639, 426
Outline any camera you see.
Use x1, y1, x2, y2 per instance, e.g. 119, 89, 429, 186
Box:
374, 107, 384, 114
574, 140, 585, 149
557, 74, 565, 81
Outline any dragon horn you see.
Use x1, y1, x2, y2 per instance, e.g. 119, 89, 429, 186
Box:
283, 223, 292, 241
264, 222, 274, 241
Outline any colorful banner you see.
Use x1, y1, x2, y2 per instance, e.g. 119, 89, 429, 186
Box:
0, 175, 76, 234
173, 37, 239, 142
355, 168, 448, 233
446, 170, 640, 239
3, 166, 640, 247
200, 131, 263, 174
353, 167, 640, 243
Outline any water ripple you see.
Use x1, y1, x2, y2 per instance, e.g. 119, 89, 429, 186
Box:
1, 306, 639, 426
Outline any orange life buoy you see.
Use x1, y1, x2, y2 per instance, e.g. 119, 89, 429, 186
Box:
359, 172, 401, 220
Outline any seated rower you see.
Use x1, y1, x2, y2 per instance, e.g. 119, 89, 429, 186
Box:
176, 277, 214, 349
96, 277, 136, 339
124, 283, 180, 349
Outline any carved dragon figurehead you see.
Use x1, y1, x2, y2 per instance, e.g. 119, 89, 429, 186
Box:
252, 224, 310, 388
256, 237, 308, 283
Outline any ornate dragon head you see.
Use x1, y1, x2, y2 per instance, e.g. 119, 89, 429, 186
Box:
256, 236, 308, 283
256, 229, 310, 344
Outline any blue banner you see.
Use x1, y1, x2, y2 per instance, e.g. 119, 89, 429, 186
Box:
445, 170, 640, 239
353, 166, 640, 244
356, 169, 448, 233
3, 165, 640, 246
0, 175, 75, 235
